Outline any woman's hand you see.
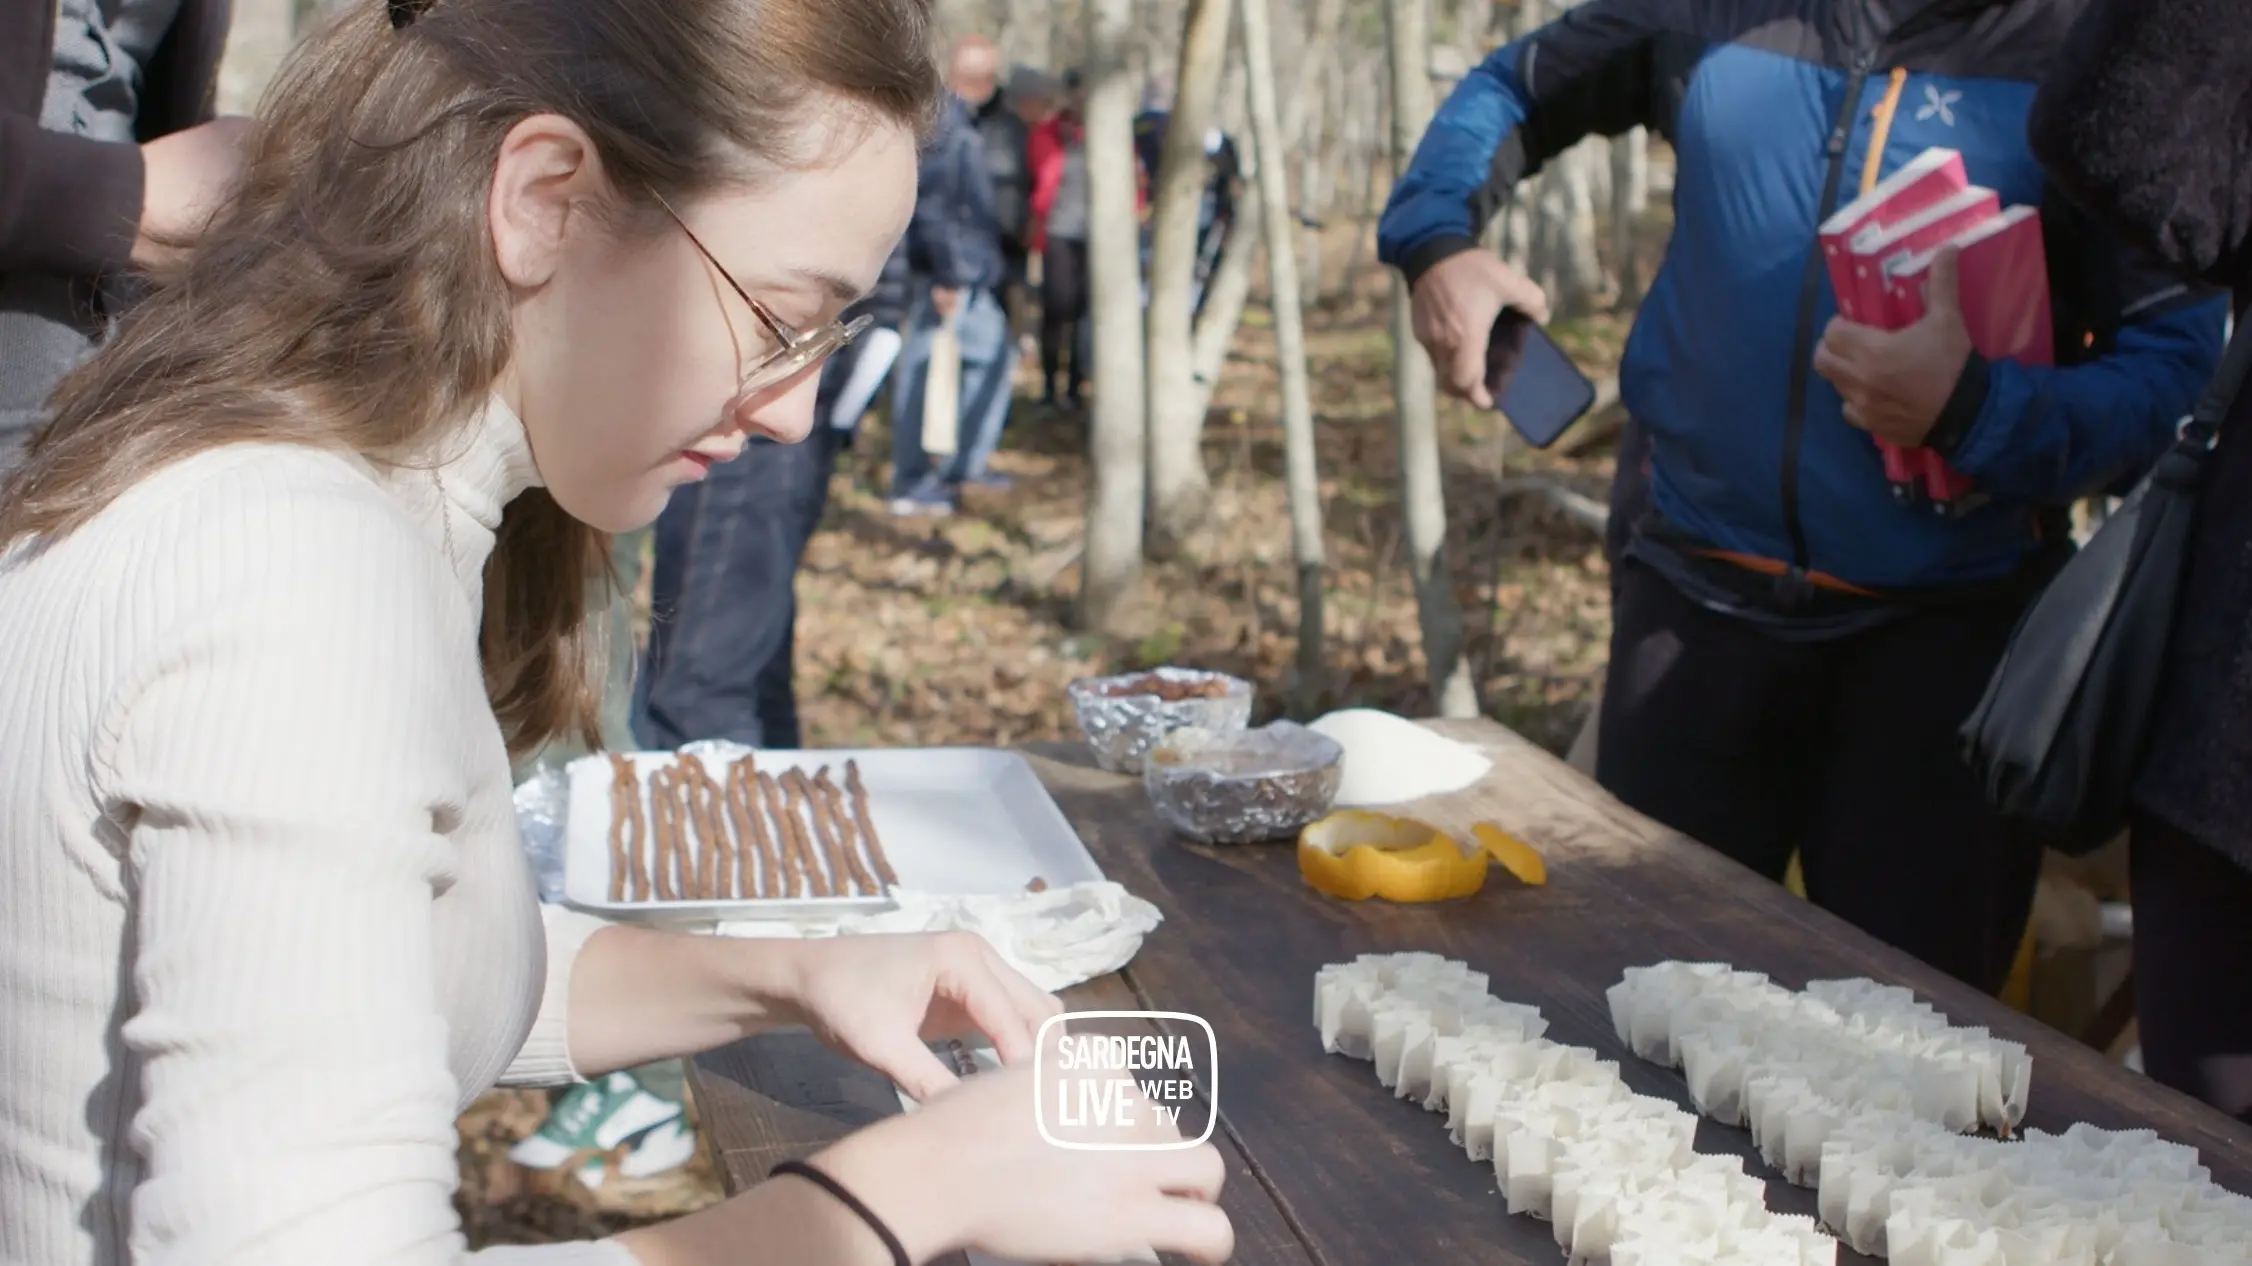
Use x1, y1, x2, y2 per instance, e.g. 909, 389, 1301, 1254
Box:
617, 1063, 1233, 1266
563, 924, 1057, 1081
776, 930, 1064, 1100
136, 117, 257, 267
813, 1062, 1235, 1265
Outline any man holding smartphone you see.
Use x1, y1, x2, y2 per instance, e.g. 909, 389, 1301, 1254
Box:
1378, 0, 2227, 997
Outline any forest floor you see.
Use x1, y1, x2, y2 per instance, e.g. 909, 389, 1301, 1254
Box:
456, 271, 1642, 1245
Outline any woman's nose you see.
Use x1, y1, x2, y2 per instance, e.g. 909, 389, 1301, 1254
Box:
730, 372, 823, 445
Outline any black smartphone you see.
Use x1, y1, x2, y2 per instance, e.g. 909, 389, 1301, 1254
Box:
1485, 308, 1598, 449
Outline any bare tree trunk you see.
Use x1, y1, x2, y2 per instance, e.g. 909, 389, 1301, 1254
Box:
1186, 1, 1331, 423
1187, 181, 1260, 420
216, 0, 299, 114
1079, 0, 1150, 631
1610, 125, 1649, 309
1383, 0, 1477, 717
1297, 52, 1331, 295
1547, 143, 1604, 319
1143, 0, 1238, 556
1241, 0, 1327, 706
1218, 45, 1249, 141
1289, 0, 1344, 269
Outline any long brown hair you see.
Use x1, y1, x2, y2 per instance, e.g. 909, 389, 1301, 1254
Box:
0, 0, 938, 760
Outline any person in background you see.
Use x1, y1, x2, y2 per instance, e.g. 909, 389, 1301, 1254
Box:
821, 238, 914, 446
2029, 0, 2252, 1126
961, 42, 1033, 302
1031, 68, 1090, 411
633, 238, 914, 750
888, 42, 1015, 516
1379, 0, 2228, 998
1130, 74, 1240, 319
1000, 64, 1057, 358
0, 0, 253, 477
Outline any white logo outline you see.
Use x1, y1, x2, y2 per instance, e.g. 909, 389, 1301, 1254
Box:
1033, 1011, 1219, 1152
1915, 83, 1962, 127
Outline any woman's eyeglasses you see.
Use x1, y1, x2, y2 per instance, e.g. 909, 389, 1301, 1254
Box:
652, 194, 870, 414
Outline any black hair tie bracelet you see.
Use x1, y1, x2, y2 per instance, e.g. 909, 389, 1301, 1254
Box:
770, 1158, 912, 1266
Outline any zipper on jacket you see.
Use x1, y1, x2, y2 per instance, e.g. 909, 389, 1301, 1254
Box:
1777, 0, 1998, 585
1779, 50, 1872, 580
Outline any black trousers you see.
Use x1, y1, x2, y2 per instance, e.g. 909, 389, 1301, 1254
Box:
1596, 560, 2044, 994
1040, 237, 1089, 400
632, 426, 841, 752
2127, 810, 2252, 1125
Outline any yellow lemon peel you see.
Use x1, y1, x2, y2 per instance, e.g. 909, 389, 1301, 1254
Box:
1473, 822, 1548, 887
1296, 811, 1490, 902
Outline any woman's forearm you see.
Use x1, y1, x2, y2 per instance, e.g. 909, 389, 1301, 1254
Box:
564, 925, 806, 1075
611, 1112, 959, 1266
610, 1169, 902, 1266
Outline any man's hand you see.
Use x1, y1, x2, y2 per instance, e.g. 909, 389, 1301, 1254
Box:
931, 285, 963, 318
1409, 249, 1551, 408
1814, 248, 1976, 448
135, 116, 257, 268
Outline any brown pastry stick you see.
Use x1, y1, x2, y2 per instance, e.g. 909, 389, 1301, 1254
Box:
731, 758, 782, 898
657, 756, 693, 896
644, 766, 669, 901
607, 754, 634, 902
628, 770, 650, 903
653, 765, 686, 902
844, 760, 899, 889
793, 768, 860, 896
777, 771, 834, 898
813, 769, 876, 895
679, 755, 722, 900
721, 760, 761, 898
693, 758, 737, 900
669, 764, 698, 899
756, 770, 807, 898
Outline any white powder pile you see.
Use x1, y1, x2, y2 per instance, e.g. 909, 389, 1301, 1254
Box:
1307, 708, 1493, 807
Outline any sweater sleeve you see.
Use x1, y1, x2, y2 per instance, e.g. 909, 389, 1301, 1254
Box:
0, 116, 144, 276
500, 904, 613, 1088
88, 475, 634, 1266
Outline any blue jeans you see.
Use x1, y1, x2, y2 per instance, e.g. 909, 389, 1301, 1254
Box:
631, 428, 841, 750
890, 287, 1016, 496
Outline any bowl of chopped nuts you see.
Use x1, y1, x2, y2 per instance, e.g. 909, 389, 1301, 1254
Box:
1066, 666, 1254, 775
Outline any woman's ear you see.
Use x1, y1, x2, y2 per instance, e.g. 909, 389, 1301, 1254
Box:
489, 114, 608, 289
2031, 0, 2252, 290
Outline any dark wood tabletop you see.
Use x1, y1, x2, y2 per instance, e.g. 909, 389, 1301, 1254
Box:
688, 717, 2252, 1265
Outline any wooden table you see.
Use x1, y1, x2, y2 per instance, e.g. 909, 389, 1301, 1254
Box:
688, 718, 2252, 1265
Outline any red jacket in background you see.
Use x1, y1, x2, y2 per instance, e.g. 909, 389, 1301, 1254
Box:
1029, 110, 1149, 253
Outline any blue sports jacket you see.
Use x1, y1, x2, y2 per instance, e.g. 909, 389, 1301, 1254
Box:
1380, 0, 2228, 602
908, 94, 1008, 295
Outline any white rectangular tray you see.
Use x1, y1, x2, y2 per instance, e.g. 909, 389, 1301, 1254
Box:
562, 744, 1106, 922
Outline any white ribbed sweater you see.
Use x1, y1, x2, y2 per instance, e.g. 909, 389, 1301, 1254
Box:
0, 400, 636, 1266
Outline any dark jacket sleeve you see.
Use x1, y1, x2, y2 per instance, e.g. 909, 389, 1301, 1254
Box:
1377, 0, 1684, 286
2028, 0, 2252, 293
906, 105, 1000, 292
0, 119, 144, 276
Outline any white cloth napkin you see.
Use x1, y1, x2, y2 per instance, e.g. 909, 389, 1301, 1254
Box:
710, 880, 1164, 994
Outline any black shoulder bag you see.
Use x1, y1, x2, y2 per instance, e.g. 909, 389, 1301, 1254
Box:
1961, 318, 2252, 855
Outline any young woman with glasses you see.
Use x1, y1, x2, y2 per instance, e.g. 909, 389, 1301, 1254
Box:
0, 1, 1232, 1264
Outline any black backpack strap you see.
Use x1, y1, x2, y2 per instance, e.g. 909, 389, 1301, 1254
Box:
2183, 313, 2252, 446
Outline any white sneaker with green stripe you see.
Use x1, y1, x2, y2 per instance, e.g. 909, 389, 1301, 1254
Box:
509, 1071, 688, 1177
